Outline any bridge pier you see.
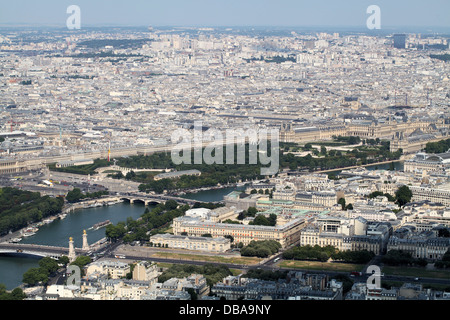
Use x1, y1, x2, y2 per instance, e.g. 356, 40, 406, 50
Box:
0, 232, 91, 259
82, 230, 89, 251
68, 237, 76, 262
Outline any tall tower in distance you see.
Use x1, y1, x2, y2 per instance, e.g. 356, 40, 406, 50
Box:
68, 237, 76, 262
82, 230, 89, 251
108, 140, 111, 162
393, 34, 406, 49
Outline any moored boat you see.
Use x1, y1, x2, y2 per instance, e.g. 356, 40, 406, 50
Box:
90, 220, 112, 230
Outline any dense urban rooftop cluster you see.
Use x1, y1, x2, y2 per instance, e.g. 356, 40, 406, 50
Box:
0, 26, 449, 302
0, 27, 449, 162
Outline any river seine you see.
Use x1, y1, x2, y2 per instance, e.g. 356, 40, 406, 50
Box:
0, 162, 402, 290
0, 185, 243, 290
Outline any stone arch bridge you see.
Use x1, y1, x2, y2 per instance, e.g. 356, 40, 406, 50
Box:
0, 243, 87, 259
118, 193, 219, 206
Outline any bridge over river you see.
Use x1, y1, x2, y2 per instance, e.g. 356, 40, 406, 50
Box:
62, 193, 221, 212
0, 192, 221, 261
118, 192, 221, 206
0, 243, 87, 259
0, 232, 109, 260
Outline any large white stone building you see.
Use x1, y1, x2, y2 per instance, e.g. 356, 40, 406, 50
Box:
172, 215, 305, 248
404, 151, 450, 174
149, 233, 231, 252
85, 260, 130, 280
410, 185, 450, 207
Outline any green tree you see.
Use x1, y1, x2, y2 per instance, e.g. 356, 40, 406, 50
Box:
105, 222, 126, 241
240, 240, 281, 258
381, 250, 414, 266
247, 207, 258, 216
58, 256, 70, 266
242, 269, 289, 281
249, 214, 276, 226
0, 188, 64, 236
186, 288, 198, 300
39, 257, 59, 274
164, 200, 178, 210
22, 268, 48, 286
66, 188, 83, 203
395, 185, 413, 207
0, 285, 26, 300
123, 233, 136, 244
425, 138, 450, 154
222, 219, 241, 224
158, 263, 232, 287
435, 249, 450, 269
338, 197, 346, 210
125, 170, 136, 180
268, 213, 277, 226
10, 288, 27, 300
70, 256, 92, 276
0, 284, 7, 299
282, 245, 339, 262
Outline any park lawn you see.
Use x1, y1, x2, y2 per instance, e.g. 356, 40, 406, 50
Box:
151, 251, 262, 265
280, 260, 365, 272
155, 263, 243, 276
230, 268, 244, 276
310, 141, 350, 147
155, 262, 174, 269
161, 226, 173, 233
381, 266, 450, 279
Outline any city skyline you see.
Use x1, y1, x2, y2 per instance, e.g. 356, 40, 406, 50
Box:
0, 0, 449, 304
0, 0, 449, 31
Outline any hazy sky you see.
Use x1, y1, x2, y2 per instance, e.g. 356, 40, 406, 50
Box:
0, 0, 449, 29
